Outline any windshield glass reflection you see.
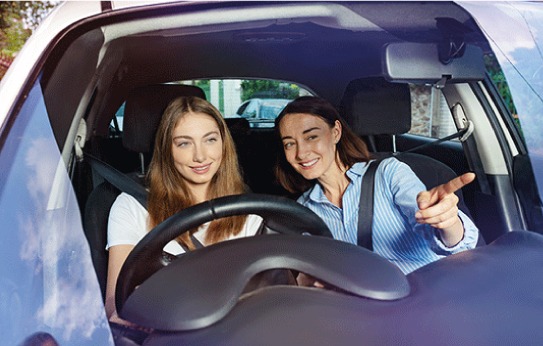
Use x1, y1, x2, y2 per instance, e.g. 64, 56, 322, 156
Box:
0, 81, 112, 345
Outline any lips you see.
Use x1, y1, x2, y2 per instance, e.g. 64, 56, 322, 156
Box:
191, 163, 212, 174
299, 158, 319, 169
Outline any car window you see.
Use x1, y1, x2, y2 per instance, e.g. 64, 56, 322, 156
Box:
192, 79, 312, 128
408, 85, 458, 139
111, 79, 312, 130
461, 1, 543, 208
241, 99, 260, 119
0, 81, 112, 346
113, 102, 125, 131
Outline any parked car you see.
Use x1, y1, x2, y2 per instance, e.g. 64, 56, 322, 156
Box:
1, 1, 543, 345
235, 98, 291, 128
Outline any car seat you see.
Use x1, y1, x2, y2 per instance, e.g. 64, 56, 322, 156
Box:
339, 76, 475, 222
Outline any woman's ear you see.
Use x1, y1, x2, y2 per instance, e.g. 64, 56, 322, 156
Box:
333, 120, 342, 144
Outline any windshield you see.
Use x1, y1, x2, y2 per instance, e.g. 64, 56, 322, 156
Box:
0, 81, 112, 345
461, 1, 543, 204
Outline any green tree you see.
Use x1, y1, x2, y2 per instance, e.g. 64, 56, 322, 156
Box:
484, 53, 522, 137
484, 53, 517, 116
0, 1, 57, 79
240, 80, 300, 101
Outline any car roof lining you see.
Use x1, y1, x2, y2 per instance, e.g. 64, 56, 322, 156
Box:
101, 1, 479, 43
88, 20, 389, 136
102, 2, 382, 43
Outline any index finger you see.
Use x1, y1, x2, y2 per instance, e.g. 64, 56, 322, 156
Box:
440, 172, 476, 195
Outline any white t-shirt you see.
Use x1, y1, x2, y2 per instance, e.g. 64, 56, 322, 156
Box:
106, 192, 263, 255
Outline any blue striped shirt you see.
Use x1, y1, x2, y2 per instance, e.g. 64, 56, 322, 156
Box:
297, 158, 479, 274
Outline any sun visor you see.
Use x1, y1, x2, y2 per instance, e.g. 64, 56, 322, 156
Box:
383, 42, 485, 85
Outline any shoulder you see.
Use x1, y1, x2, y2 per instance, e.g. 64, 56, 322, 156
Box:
112, 192, 146, 210
378, 156, 405, 170
376, 157, 425, 194
376, 156, 415, 179
348, 158, 408, 183
107, 193, 149, 248
349, 158, 405, 174
109, 192, 148, 220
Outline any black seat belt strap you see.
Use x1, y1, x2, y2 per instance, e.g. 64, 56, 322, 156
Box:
85, 153, 148, 208
357, 159, 382, 251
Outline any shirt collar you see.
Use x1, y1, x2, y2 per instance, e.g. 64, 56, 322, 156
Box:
346, 161, 367, 178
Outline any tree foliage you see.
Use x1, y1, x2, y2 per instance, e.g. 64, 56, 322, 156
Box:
240, 80, 300, 101
0, 1, 56, 79
0, 2, 56, 31
484, 53, 517, 115
484, 53, 522, 136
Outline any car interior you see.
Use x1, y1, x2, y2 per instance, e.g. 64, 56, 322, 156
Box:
25, 1, 543, 344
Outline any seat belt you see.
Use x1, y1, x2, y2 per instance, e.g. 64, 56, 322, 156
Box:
85, 153, 208, 250
357, 159, 383, 251
85, 153, 148, 208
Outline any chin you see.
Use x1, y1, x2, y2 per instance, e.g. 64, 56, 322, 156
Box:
298, 170, 321, 181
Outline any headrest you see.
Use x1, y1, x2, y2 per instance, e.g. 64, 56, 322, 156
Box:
224, 117, 250, 134
340, 77, 411, 136
123, 84, 206, 153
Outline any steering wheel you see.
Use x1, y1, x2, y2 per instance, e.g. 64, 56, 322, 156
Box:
115, 193, 410, 331
115, 193, 332, 314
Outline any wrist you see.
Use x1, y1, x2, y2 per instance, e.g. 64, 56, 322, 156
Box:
438, 217, 464, 248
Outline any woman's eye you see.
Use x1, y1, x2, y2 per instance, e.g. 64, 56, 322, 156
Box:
176, 141, 190, 147
284, 142, 294, 149
307, 135, 318, 141
207, 137, 218, 143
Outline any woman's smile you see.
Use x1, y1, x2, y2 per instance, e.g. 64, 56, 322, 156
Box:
300, 158, 319, 169
190, 163, 212, 174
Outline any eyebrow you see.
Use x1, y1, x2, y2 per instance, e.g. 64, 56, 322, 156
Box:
281, 126, 320, 140
173, 130, 220, 141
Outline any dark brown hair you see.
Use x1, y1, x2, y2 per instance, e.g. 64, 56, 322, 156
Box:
274, 96, 371, 194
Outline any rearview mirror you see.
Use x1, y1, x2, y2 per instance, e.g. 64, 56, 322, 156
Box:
383, 42, 485, 85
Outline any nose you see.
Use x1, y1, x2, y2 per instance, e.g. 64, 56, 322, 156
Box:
295, 141, 309, 160
193, 143, 205, 163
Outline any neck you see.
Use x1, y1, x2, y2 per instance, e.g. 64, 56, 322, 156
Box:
188, 183, 210, 204
318, 163, 350, 208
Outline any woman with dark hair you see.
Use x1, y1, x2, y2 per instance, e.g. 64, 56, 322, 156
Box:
275, 96, 479, 275
105, 96, 262, 327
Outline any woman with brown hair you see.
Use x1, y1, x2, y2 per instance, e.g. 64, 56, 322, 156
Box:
105, 96, 262, 328
275, 96, 479, 275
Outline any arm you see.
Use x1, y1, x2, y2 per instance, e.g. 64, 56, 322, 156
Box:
105, 193, 149, 326
105, 244, 135, 325
415, 173, 476, 247
382, 159, 478, 255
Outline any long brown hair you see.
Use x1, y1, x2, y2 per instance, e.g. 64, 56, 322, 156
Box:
275, 96, 371, 194
147, 96, 247, 250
